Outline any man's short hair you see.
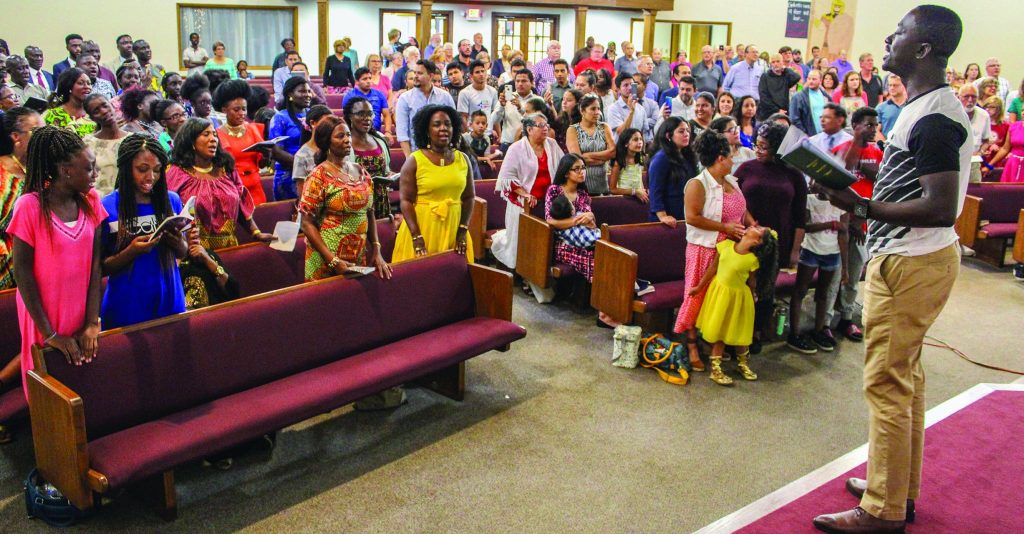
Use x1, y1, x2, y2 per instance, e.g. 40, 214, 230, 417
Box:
793, 49, 802, 55
823, 102, 847, 121
354, 67, 371, 80
470, 109, 488, 121
514, 69, 534, 83
417, 59, 439, 75
510, 58, 527, 69
285, 50, 300, 58
281, 38, 295, 47
912, 5, 962, 62
811, 46, 821, 52
446, 61, 462, 74
469, 59, 485, 72
403, 46, 420, 59
614, 72, 633, 88
116, 34, 132, 45
858, 53, 873, 62
553, 58, 569, 70
672, 63, 689, 76
189, 32, 199, 40
778, 46, 793, 54
851, 106, 878, 125
65, 34, 83, 45
678, 75, 696, 89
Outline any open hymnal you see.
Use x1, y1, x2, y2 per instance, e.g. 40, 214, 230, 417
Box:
242, 136, 291, 153
147, 197, 196, 242
778, 126, 857, 189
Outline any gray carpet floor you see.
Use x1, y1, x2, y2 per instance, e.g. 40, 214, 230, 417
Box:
0, 258, 1019, 533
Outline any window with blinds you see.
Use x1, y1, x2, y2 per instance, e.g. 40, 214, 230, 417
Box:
177, 4, 297, 69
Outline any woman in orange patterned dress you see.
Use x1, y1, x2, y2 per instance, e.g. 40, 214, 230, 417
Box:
299, 116, 390, 281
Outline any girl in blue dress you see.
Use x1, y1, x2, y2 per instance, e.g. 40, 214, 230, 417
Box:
100, 134, 188, 329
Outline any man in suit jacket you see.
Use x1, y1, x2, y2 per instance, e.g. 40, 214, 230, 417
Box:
52, 33, 83, 79
24, 46, 54, 91
789, 69, 831, 136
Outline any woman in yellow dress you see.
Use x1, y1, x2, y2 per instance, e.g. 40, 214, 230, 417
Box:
392, 104, 474, 262
689, 226, 776, 386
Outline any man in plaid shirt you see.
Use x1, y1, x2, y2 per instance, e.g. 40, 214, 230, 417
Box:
532, 40, 575, 94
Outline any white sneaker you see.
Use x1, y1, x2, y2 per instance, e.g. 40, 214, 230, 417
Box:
961, 244, 976, 257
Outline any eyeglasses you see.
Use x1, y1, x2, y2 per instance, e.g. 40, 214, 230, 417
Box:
164, 112, 186, 121
724, 126, 739, 133
530, 123, 550, 129
570, 165, 586, 172
352, 110, 375, 118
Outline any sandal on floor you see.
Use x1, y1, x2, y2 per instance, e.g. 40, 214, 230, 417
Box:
687, 341, 705, 372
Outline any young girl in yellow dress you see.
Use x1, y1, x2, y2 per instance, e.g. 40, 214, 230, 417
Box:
689, 226, 777, 386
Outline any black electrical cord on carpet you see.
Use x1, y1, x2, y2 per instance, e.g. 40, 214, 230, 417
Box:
925, 336, 1024, 376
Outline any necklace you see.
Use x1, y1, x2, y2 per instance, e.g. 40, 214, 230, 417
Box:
428, 147, 448, 166
10, 155, 27, 175
324, 160, 361, 183
225, 123, 246, 138
193, 164, 214, 174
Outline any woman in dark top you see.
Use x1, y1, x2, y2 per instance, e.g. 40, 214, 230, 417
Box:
323, 40, 355, 91
734, 122, 806, 353
734, 122, 807, 269
647, 116, 698, 225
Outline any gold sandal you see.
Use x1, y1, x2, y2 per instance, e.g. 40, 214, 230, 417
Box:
709, 356, 734, 386
736, 350, 758, 381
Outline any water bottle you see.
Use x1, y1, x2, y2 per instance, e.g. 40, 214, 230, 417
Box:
42, 482, 64, 499
776, 306, 788, 337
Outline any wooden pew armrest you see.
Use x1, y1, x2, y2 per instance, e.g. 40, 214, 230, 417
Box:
516, 212, 554, 289
1014, 209, 1024, 264
27, 351, 93, 510
955, 195, 981, 247
469, 263, 514, 322
591, 240, 639, 324
469, 197, 487, 261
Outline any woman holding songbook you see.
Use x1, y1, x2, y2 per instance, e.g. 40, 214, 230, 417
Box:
100, 134, 188, 329
214, 80, 267, 205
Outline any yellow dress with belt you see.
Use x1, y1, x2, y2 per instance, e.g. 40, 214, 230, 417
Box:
392, 150, 474, 264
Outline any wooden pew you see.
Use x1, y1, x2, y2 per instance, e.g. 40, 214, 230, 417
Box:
28, 252, 526, 518
517, 195, 650, 290
956, 183, 1024, 266
235, 200, 297, 246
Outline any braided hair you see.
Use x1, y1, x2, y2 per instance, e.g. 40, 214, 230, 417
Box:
752, 228, 780, 306
48, 67, 87, 108
23, 125, 93, 227
276, 76, 309, 133
114, 134, 175, 271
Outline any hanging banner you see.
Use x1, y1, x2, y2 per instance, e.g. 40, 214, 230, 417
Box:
786, 1, 812, 39
807, 0, 858, 61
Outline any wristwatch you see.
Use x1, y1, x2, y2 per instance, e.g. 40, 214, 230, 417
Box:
854, 197, 871, 219
215, 265, 227, 278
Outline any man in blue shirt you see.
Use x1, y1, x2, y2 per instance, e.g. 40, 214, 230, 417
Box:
876, 74, 907, 138
343, 67, 393, 136
395, 60, 455, 155
723, 45, 763, 100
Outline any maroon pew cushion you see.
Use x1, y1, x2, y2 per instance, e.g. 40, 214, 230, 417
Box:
0, 289, 19, 364
591, 196, 650, 227
638, 280, 686, 313
325, 94, 344, 109
375, 219, 397, 262
551, 262, 576, 279
389, 149, 406, 173
218, 238, 307, 298
475, 180, 505, 231
0, 388, 27, 424
44, 253, 478, 438
981, 222, 1017, 238
261, 176, 274, 203
87, 316, 526, 489
966, 184, 1024, 223
235, 200, 297, 245
605, 224, 687, 284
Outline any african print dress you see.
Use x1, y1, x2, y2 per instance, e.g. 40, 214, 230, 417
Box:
298, 161, 373, 281
42, 107, 97, 137
0, 164, 25, 289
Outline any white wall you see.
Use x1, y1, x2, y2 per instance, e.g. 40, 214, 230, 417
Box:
659, 0, 1023, 84
2, 1, 1019, 83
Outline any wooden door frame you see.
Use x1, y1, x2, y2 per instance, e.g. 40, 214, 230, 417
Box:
490, 12, 561, 64
629, 18, 733, 53
379, 9, 454, 47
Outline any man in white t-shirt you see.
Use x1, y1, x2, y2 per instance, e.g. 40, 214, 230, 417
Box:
457, 59, 498, 128
958, 84, 992, 155
813, 7, 971, 533
181, 32, 208, 76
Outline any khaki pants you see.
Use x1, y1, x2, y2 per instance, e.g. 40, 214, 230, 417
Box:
860, 244, 959, 521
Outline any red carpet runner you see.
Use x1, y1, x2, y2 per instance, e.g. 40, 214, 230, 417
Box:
736, 389, 1024, 533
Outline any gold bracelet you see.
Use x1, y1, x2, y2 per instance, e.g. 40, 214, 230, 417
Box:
412, 234, 424, 241
251, 228, 261, 238
458, 224, 469, 231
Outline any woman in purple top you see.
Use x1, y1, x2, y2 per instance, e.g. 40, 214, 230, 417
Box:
734, 123, 807, 269
734, 123, 807, 352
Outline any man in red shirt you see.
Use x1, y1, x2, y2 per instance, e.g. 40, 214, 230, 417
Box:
826, 106, 882, 342
573, 43, 615, 77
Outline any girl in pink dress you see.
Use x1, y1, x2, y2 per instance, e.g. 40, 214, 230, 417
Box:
990, 120, 1024, 183
8, 126, 107, 397
674, 131, 756, 371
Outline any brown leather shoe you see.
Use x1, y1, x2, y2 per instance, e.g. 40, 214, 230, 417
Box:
845, 478, 915, 523
812, 507, 906, 533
